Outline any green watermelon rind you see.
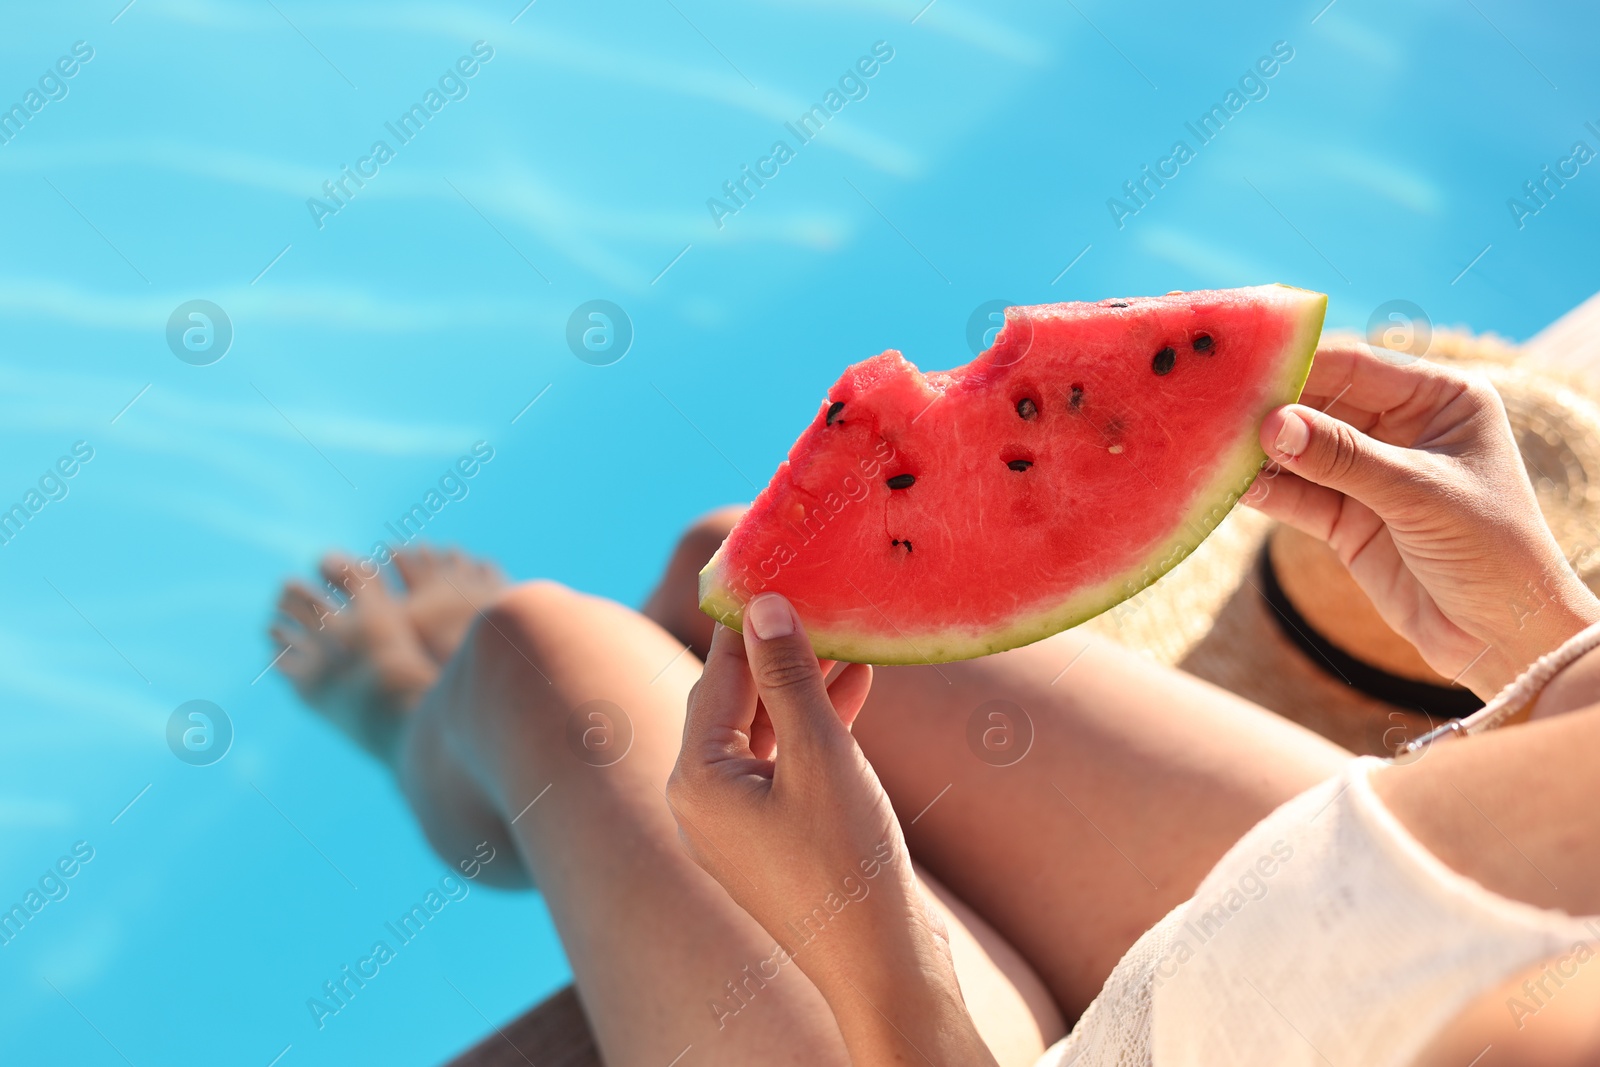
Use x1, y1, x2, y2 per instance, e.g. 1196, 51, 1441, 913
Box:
700, 285, 1326, 665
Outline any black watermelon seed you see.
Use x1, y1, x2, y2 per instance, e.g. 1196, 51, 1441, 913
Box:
825, 400, 845, 425
1069, 384, 1085, 409
1106, 301, 1130, 308
1007, 459, 1033, 472
1016, 397, 1038, 420
891, 538, 914, 553
886, 474, 916, 490
1193, 334, 1214, 353
1153, 347, 1177, 376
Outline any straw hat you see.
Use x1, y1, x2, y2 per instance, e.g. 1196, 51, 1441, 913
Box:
1079, 311, 1600, 757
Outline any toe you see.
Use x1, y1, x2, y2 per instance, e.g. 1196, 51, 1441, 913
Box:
394, 546, 437, 590
321, 552, 386, 601
268, 622, 327, 688
267, 559, 440, 768
394, 551, 419, 590
439, 547, 492, 586
269, 622, 299, 651
436, 547, 507, 603
436, 548, 469, 581
279, 580, 336, 631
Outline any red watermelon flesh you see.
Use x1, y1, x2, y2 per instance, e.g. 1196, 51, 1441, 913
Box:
699, 284, 1325, 664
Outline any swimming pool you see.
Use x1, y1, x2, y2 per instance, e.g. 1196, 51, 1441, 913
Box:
2, 0, 1595, 1063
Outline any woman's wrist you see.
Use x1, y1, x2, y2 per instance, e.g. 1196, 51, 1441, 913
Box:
1529, 639, 1600, 721
1484, 578, 1600, 698
786, 870, 944, 991
812, 916, 996, 1067
782, 878, 997, 1065
827, 970, 996, 1067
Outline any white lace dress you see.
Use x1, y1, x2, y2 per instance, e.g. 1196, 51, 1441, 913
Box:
1035, 756, 1600, 1067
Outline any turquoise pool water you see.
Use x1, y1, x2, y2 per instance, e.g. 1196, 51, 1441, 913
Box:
2, 1, 1596, 1063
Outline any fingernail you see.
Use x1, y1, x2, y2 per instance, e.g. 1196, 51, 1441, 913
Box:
747, 594, 795, 640
1275, 411, 1310, 459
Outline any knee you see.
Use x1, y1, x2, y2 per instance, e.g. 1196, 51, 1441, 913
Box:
487, 578, 582, 621
470, 579, 586, 678
482, 577, 584, 633
687, 504, 748, 539
669, 505, 747, 574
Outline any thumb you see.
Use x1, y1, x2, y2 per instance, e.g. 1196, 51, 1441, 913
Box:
742, 594, 848, 765
1262, 404, 1416, 511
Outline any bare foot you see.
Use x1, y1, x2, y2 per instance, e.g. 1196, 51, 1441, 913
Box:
270, 553, 440, 767
271, 548, 529, 887
392, 547, 508, 665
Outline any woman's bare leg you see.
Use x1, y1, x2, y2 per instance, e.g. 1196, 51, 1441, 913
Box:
645, 509, 1352, 1017
641, 504, 747, 661
274, 554, 1062, 1066
854, 633, 1349, 1014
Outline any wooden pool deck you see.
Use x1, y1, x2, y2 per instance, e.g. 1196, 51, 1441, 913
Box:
444, 985, 601, 1067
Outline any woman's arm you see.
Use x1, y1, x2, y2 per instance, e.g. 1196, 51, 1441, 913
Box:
1244, 338, 1600, 913
667, 597, 999, 1066
1529, 642, 1600, 720
1374, 697, 1600, 917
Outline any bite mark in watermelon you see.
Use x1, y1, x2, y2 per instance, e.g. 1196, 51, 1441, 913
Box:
699, 284, 1325, 664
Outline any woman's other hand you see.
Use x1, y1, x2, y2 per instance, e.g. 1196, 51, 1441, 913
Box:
1245, 338, 1600, 698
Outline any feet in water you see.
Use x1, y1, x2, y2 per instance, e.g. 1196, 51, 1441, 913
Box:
269, 547, 504, 766
393, 547, 508, 664
271, 509, 741, 768
270, 517, 742, 891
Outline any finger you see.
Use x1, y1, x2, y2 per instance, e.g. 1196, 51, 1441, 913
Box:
826, 663, 874, 730
682, 622, 759, 765
1339, 523, 1422, 621
1244, 466, 1388, 561
1300, 396, 1383, 437
741, 594, 847, 765
749, 702, 775, 760
1300, 337, 1436, 417
750, 654, 864, 746
1260, 403, 1423, 515
1242, 466, 1347, 540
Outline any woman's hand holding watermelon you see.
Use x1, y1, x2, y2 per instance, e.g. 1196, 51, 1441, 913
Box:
1246, 338, 1600, 699
667, 594, 999, 1067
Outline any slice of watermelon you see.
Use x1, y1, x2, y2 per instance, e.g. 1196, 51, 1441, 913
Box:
699, 284, 1325, 664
